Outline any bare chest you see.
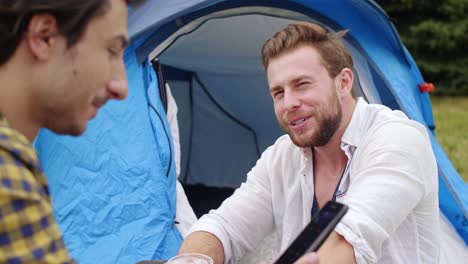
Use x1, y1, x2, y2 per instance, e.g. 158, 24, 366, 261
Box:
313, 165, 345, 209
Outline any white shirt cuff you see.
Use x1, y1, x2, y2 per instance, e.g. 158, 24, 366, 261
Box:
188, 214, 234, 264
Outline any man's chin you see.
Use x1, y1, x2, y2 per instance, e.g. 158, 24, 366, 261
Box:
71, 123, 87, 136
289, 133, 329, 148
52, 123, 87, 137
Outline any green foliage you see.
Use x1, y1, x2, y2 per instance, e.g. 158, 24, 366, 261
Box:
430, 96, 468, 182
378, 0, 468, 96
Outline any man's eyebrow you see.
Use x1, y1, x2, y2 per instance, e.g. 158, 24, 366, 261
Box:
270, 85, 282, 94
291, 75, 313, 84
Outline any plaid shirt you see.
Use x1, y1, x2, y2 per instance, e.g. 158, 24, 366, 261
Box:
0, 115, 73, 263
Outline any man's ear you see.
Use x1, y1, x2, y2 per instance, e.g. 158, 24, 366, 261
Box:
337, 68, 354, 95
25, 14, 61, 61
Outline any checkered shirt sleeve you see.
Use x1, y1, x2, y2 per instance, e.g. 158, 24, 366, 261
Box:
0, 119, 74, 263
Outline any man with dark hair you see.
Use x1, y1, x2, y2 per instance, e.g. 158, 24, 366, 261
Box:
0, 0, 144, 262
178, 22, 440, 264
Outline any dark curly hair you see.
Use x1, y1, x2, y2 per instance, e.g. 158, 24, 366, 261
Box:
0, 0, 145, 65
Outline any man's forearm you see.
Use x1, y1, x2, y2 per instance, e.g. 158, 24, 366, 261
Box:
178, 231, 225, 264
317, 232, 356, 264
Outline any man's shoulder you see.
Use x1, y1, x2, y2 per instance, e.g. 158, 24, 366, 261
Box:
0, 121, 33, 149
0, 147, 47, 202
0, 145, 72, 263
363, 102, 409, 123
0, 123, 42, 176
360, 103, 426, 138
366, 107, 428, 141
354, 104, 436, 173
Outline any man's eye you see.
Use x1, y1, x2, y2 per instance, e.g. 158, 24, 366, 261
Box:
108, 48, 119, 57
273, 91, 284, 98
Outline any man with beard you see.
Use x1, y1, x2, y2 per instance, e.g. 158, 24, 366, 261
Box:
178, 22, 439, 263
0, 0, 143, 262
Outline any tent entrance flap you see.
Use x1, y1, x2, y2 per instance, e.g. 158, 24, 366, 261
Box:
166, 69, 265, 188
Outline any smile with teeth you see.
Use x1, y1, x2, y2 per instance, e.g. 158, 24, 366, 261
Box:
291, 118, 307, 126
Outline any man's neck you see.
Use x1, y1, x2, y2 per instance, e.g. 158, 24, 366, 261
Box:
0, 62, 40, 142
311, 137, 348, 209
312, 97, 357, 173
312, 140, 347, 173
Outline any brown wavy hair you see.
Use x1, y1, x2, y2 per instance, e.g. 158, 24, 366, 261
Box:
261, 21, 353, 79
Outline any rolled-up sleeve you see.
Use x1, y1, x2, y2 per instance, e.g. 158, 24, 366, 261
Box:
335, 121, 437, 263
188, 148, 276, 264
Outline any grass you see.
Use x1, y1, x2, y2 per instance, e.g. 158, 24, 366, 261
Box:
430, 96, 468, 182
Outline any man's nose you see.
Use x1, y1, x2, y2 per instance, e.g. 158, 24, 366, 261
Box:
283, 89, 301, 111
107, 60, 128, 100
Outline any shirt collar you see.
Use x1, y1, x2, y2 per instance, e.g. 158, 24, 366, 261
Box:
341, 97, 368, 150
298, 97, 368, 156
0, 115, 43, 173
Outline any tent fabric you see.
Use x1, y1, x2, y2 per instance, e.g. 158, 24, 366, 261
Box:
33, 1, 467, 263
34, 39, 182, 264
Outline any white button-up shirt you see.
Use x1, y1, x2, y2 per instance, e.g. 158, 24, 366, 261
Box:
189, 98, 441, 263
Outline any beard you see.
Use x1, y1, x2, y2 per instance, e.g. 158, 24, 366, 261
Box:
280, 90, 343, 148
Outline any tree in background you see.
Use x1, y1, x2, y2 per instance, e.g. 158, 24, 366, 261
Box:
378, 0, 468, 96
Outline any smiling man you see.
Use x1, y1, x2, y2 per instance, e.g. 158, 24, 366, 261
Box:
178, 22, 440, 264
0, 0, 143, 262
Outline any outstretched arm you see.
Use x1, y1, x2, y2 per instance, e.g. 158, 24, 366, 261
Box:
179, 231, 225, 264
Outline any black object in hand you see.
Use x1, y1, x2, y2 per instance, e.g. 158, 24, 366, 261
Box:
274, 201, 348, 264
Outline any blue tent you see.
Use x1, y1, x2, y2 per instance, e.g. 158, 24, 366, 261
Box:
35, 0, 467, 263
